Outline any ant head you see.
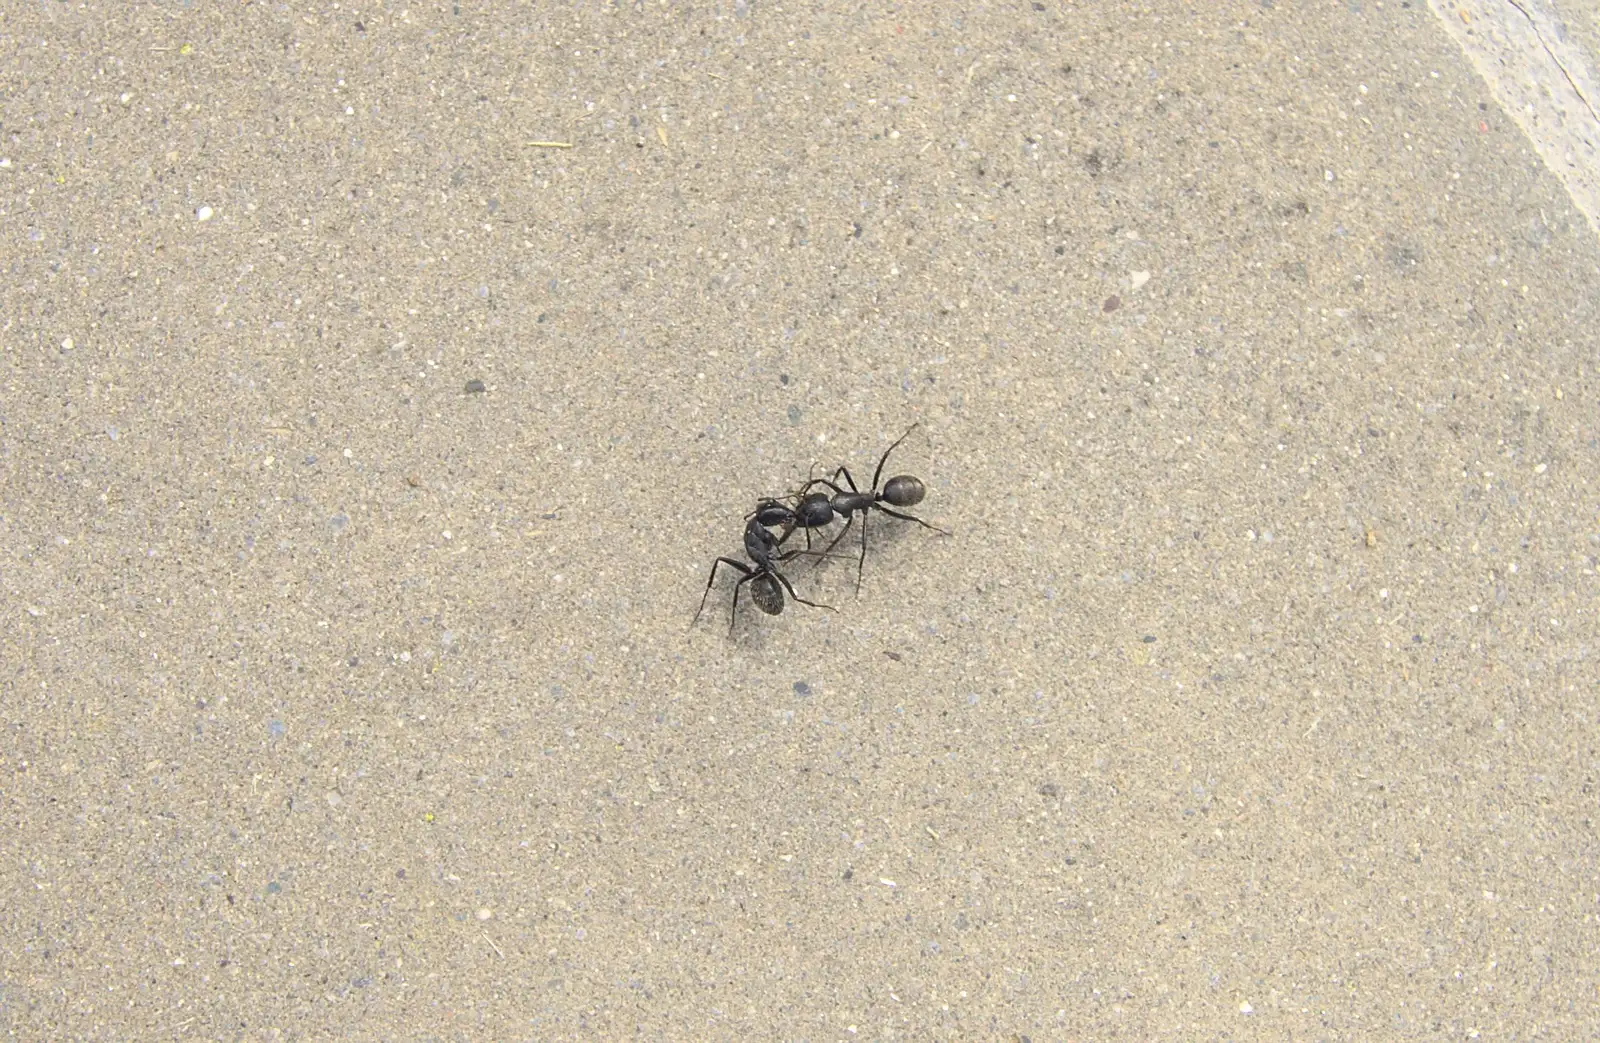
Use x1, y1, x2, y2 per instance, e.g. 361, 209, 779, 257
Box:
748, 498, 793, 526
794, 492, 835, 526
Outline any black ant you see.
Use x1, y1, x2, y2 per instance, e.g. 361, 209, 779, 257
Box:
800, 422, 951, 594
692, 515, 837, 635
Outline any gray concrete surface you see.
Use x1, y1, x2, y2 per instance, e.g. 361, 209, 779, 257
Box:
4, 2, 1600, 1039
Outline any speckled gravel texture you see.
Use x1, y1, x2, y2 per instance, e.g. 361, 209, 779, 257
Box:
5, 2, 1600, 1039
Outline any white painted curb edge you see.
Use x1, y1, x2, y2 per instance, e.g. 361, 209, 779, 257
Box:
1430, 0, 1600, 240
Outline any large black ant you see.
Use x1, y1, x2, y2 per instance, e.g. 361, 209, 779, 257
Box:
691, 514, 837, 635
800, 422, 951, 594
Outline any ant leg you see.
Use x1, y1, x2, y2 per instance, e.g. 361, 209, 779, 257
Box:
770, 568, 836, 613
776, 524, 824, 551
809, 511, 855, 570
876, 505, 952, 536
797, 461, 824, 498
776, 545, 847, 568
854, 510, 871, 596
797, 476, 847, 498
728, 569, 760, 635
693, 557, 752, 629
870, 422, 921, 490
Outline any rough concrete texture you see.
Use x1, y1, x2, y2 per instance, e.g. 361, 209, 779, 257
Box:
4, 2, 1600, 1039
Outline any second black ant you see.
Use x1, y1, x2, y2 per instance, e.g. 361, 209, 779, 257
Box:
691, 514, 837, 635
800, 422, 952, 594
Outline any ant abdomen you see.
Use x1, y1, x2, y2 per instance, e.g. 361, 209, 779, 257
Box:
881, 475, 927, 508
751, 575, 785, 615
